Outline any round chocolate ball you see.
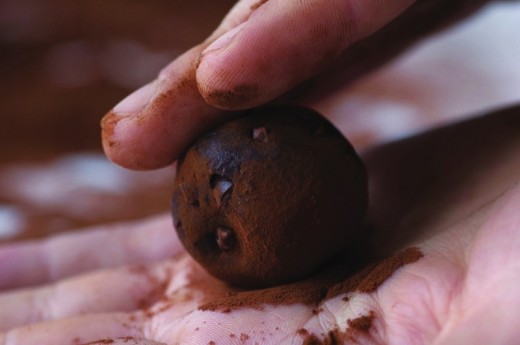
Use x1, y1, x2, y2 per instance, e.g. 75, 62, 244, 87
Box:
172, 106, 368, 287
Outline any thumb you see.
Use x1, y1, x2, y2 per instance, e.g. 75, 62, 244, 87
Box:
196, 0, 415, 110
100, 0, 273, 170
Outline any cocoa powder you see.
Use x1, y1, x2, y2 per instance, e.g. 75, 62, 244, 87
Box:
298, 311, 376, 344
347, 311, 375, 333
173, 106, 368, 288
301, 329, 345, 345
204, 83, 260, 109
199, 247, 423, 311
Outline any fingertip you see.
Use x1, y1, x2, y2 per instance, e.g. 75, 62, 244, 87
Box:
196, 46, 275, 111
100, 79, 180, 170
100, 78, 225, 171
100, 110, 177, 171
196, 0, 418, 110
100, 111, 129, 168
100, 111, 120, 154
195, 0, 352, 110
197, 74, 262, 111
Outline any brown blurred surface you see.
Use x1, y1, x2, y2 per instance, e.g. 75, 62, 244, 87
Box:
0, 0, 236, 161
0, 0, 236, 241
1, 1, 519, 242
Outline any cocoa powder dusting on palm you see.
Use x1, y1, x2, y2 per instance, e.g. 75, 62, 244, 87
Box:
199, 247, 423, 311
298, 311, 376, 344
347, 311, 375, 333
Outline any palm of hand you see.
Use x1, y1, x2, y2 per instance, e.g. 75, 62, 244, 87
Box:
1, 108, 519, 345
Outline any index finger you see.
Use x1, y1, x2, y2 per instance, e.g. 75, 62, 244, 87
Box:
100, 0, 415, 170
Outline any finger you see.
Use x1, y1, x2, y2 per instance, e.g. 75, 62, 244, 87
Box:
101, 0, 265, 170
0, 313, 144, 345
198, 0, 492, 108
100, 46, 223, 170
196, 0, 416, 110
0, 260, 177, 331
101, 0, 491, 171
0, 215, 180, 290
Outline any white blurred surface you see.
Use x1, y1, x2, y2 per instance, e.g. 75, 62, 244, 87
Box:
319, 2, 520, 146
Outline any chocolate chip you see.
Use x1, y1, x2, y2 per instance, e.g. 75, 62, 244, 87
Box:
210, 175, 233, 207
252, 127, 268, 142
216, 227, 235, 251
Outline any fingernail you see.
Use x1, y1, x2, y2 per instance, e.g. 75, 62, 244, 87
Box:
112, 81, 158, 115
202, 23, 245, 55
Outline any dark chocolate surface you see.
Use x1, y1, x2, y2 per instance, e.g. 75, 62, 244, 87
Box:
172, 106, 368, 287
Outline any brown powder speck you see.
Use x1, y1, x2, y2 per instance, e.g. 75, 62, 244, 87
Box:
199, 247, 423, 312
205, 84, 259, 109
302, 334, 321, 345
347, 311, 375, 334
312, 307, 323, 315
230, 333, 236, 338
240, 333, 250, 342
208, 342, 216, 345
100, 112, 122, 148
83, 339, 114, 345
300, 329, 344, 345
297, 329, 309, 336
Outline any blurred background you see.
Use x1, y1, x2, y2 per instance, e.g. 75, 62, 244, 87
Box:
0, 0, 235, 241
1, 0, 519, 242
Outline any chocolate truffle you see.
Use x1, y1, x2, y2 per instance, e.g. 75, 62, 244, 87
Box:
172, 106, 368, 288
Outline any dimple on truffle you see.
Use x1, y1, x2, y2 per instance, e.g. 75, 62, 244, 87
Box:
172, 106, 368, 288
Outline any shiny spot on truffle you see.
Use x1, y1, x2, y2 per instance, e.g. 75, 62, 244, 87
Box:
210, 175, 233, 207
252, 127, 268, 142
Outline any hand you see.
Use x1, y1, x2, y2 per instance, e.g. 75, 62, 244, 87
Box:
3, 105, 519, 344
100, 0, 490, 170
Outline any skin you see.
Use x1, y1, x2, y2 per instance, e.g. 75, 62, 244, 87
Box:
2, 1, 517, 344
1, 105, 520, 344
100, 0, 492, 170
